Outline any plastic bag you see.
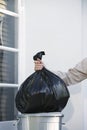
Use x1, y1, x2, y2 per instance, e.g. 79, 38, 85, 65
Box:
15, 51, 70, 113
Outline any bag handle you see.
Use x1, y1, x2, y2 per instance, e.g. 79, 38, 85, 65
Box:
33, 51, 45, 60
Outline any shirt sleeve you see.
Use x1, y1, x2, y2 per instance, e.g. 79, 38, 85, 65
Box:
54, 58, 87, 86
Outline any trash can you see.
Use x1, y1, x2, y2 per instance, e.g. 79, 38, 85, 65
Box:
18, 112, 64, 130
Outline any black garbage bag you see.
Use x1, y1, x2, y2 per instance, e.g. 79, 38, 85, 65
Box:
15, 51, 70, 113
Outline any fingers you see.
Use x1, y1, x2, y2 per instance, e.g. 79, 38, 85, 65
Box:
34, 58, 42, 64
34, 59, 44, 71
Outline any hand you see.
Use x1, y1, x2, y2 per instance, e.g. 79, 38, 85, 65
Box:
34, 58, 44, 71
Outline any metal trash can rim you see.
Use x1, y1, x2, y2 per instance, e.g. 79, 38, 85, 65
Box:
18, 112, 64, 118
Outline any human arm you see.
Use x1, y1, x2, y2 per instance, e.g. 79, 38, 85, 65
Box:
34, 58, 87, 86
54, 58, 87, 86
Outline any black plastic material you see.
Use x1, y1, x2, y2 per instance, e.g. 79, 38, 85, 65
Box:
33, 51, 45, 60
15, 51, 70, 113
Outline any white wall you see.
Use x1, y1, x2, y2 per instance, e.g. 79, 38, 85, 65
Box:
24, 0, 87, 130
25, 0, 82, 75
81, 0, 87, 130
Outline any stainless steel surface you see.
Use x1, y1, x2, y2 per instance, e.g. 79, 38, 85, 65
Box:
0, 87, 18, 121
18, 112, 64, 130
0, 50, 18, 83
0, 120, 17, 130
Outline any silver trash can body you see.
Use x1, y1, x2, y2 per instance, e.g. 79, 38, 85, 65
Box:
18, 112, 64, 130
